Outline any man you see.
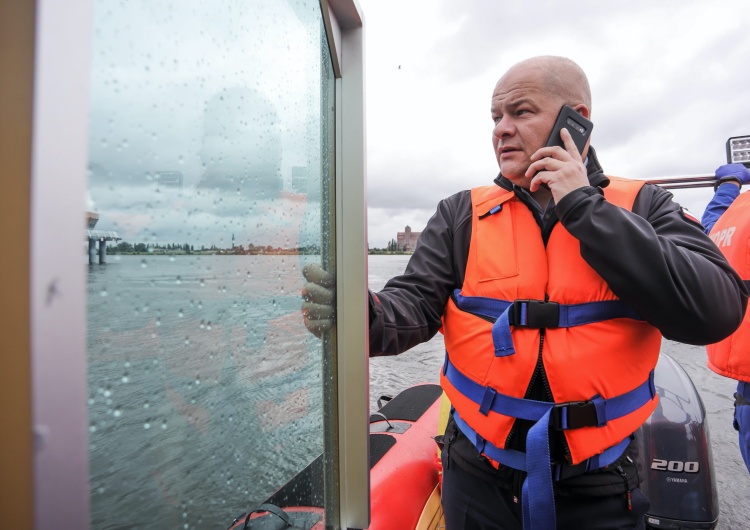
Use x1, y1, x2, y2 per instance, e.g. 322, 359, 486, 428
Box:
701, 163, 750, 473
302, 56, 747, 529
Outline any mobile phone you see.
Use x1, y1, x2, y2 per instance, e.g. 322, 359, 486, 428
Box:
545, 105, 593, 155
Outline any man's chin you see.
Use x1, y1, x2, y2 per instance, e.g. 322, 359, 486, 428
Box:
500, 170, 531, 189
510, 178, 531, 189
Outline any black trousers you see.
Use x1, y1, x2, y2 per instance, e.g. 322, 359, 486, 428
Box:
441, 444, 650, 530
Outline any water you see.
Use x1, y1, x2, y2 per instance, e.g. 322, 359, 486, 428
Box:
87, 254, 750, 528
87, 254, 325, 529
367, 255, 446, 410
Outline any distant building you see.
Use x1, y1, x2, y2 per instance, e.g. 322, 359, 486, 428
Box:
86, 211, 99, 229
397, 225, 421, 251
156, 171, 183, 189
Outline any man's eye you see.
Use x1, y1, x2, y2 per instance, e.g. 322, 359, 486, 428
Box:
517, 109, 530, 116
492, 116, 502, 124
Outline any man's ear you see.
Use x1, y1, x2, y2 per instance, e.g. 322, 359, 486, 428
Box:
571, 103, 590, 120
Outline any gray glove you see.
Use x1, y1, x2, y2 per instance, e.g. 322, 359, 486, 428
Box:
301, 263, 336, 338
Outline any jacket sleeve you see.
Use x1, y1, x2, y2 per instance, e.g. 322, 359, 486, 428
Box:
701, 183, 740, 234
556, 183, 748, 345
369, 192, 471, 356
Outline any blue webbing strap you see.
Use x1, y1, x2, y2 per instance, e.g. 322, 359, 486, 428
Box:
444, 356, 655, 426
453, 409, 631, 530
525, 408, 555, 529
446, 355, 653, 528
452, 410, 631, 478
557, 300, 642, 327
493, 308, 515, 356
451, 290, 512, 320
452, 290, 643, 357
739, 380, 750, 400
444, 357, 554, 421
448, 291, 648, 528
453, 410, 528, 471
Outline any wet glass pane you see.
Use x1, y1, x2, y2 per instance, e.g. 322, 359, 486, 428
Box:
85, 1, 335, 527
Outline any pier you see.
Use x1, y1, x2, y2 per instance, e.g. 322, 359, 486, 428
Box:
86, 212, 120, 264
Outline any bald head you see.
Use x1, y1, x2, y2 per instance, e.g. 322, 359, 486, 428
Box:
503, 56, 591, 111
490, 55, 594, 186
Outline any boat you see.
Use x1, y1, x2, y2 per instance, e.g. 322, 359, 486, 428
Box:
228, 383, 445, 530
229, 352, 718, 529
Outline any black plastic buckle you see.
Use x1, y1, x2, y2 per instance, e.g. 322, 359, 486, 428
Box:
551, 400, 599, 430
510, 299, 560, 328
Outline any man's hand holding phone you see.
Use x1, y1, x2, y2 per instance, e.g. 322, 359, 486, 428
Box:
526, 105, 592, 202
526, 127, 589, 200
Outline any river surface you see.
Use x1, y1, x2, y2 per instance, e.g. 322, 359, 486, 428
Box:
87, 254, 750, 529
87, 254, 325, 529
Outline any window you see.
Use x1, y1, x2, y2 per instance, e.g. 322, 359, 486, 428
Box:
85, 1, 334, 527
29, 0, 366, 528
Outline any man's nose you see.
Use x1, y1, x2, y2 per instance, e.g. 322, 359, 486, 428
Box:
492, 117, 514, 139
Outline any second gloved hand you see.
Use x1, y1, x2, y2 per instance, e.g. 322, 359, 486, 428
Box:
715, 163, 750, 188
301, 263, 336, 338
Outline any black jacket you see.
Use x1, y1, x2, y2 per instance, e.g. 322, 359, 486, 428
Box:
369, 147, 746, 353
368, 147, 748, 495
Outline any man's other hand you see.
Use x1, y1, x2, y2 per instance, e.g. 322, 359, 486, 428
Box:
716, 163, 750, 187
301, 263, 336, 338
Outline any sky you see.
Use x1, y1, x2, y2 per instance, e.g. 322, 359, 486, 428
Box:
85, 0, 750, 250
358, 0, 750, 247
87, 1, 327, 250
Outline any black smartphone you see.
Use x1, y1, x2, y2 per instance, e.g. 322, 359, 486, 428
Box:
545, 105, 593, 155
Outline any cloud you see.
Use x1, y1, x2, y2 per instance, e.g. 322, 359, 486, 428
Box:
360, 0, 750, 246
85, 0, 750, 249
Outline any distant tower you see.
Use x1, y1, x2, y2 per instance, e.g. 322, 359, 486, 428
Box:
232, 233, 235, 249
396, 224, 422, 252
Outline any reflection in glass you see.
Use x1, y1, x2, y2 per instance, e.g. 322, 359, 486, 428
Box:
197, 88, 283, 199
85, 1, 333, 527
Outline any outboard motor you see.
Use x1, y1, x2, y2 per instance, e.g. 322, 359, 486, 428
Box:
636, 353, 719, 529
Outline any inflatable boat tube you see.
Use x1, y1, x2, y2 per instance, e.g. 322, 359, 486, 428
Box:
229, 383, 444, 530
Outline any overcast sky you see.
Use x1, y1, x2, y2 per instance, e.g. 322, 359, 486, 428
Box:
358, 0, 750, 247
87, 1, 750, 250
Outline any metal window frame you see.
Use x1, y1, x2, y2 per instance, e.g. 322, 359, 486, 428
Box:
321, 1, 369, 528
27, 0, 367, 528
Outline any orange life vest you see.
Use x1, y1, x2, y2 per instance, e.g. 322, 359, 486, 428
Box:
707, 191, 750, 381
440, 177, 662, 466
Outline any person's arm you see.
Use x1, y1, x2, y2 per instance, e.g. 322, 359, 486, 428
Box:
369, 191, 471, 356
701, 164, 750, 233
701, 183, 740, 234
557, 183, 747, 345
301, 191, 469, 350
